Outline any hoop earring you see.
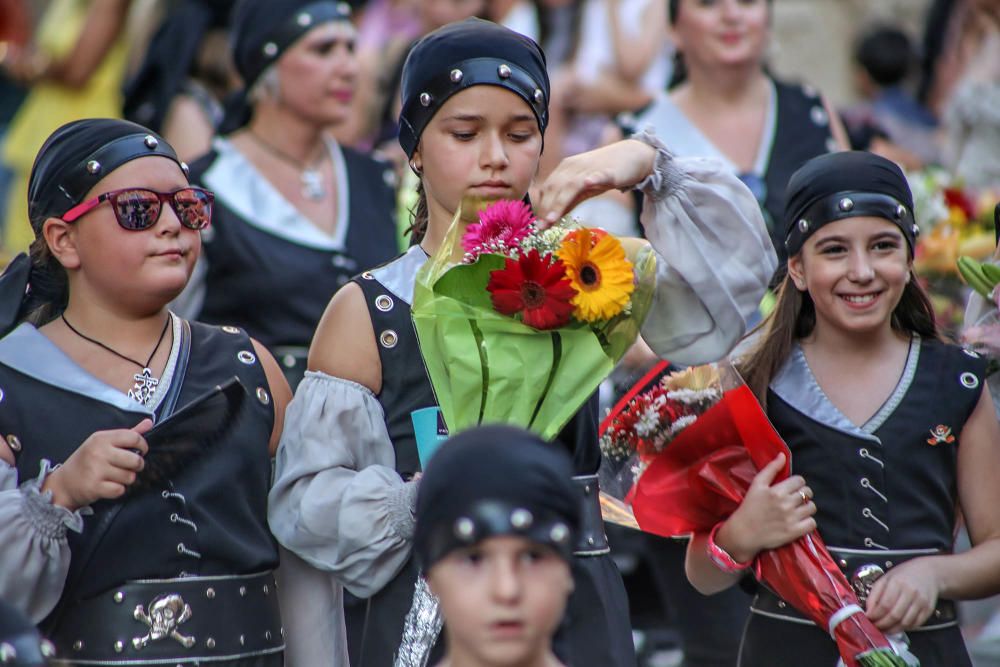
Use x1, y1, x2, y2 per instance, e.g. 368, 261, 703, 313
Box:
409, 160, 422, 176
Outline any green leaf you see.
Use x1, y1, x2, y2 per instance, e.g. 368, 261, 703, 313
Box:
432, 254, 507, 311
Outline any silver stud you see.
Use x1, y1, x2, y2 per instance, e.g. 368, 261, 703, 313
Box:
798, 219, 809, 233
263, 584, 269, 595
265, 631, 272, 641
419, 92, 432, 107
206, 587, 216, 599
40, 641, 56, 658
337, 1, 351, 14
114, 640, 124, 653
239, 586, 247, 597
380, 330, 398, 349
911, 224, 920, 236
839, 197, 854, 212
263, 42, 278, 57
256, 387, 271, 405
777, 600, 787, 609
113, 591, 125, 603
960, 372, 980, 389
587, 536, 596, 546
885, 560, 894, 568
549, 523, 569, 544
0, 643, 16, 662
239, 634, 246, 646
533, 88, 544, 104
934, 609, 942, 618
839, 559, 848, 568
86, 160, 101, 174
296, 12, 313, 26
222, 325, 239, 334
497, 63, 511, 79
206, 637, 216, 649
450, 68, 463, 83
454, 517, 475, 540
375, 295, 394, 312
896, 204, 907, 219
237, 350, 257, 364
510, 508, 533, 529
144, 135, 159, 149
0, 388, 4, 403
5, 435, 20, 452
73, 641, 84, 651
583, 484, 592, 495
810, 106, 828, 126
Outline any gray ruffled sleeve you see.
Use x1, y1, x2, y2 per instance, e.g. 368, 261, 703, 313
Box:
631, 129, 777, 365
0, 460, 86, 622
268, 372, 418, 598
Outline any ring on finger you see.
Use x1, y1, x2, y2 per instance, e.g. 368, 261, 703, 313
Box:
799, 489, 809, 504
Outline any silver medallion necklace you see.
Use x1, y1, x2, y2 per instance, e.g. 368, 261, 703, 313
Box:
61, 314, 171, 406
248, 131, 328, 201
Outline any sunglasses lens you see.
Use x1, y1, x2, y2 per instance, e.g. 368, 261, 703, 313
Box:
172, 188, 212, 230
112, 189, 161, 230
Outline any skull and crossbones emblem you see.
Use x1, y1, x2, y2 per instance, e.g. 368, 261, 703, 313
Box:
132, 594, 196, 650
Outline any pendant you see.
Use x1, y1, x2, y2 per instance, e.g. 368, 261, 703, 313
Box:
128, 368, 159, 405
300, 168, 326, 201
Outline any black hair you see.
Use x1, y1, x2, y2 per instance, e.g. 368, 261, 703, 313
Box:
855, 25, 914, 87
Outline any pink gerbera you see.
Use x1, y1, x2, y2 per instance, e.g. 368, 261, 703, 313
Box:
461, 199, 536, 259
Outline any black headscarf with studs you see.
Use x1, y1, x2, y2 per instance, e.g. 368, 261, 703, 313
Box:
782, 151, 918, 257
398, 18, 550, 158
413, 425, 579, 571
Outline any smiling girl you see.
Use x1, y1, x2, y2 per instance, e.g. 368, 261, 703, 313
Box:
685, 151, 1000, 666
268, 17, 776, 667
0, 119, 290, 665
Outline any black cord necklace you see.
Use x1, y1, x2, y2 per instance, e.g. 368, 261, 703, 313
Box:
61, 314, 171, 405
246, 130, 329, 201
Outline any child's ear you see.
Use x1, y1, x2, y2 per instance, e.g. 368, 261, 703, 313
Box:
786, 254, 807, 292
42, 217, 82, 271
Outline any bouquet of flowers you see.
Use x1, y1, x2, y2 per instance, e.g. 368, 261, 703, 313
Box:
598, 363, 918, 667
411, 198, 657, 441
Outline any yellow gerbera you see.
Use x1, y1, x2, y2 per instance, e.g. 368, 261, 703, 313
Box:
557, 228, 634, 322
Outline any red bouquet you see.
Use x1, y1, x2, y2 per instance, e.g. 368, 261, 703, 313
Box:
598, 362, 918, 667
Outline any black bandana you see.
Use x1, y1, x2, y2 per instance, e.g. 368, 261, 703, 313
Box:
398, 18, 550, 158
413, 425, 579, 571
28, 119, 184, 235
231, 0, 352, 91
783, 151, 918, 257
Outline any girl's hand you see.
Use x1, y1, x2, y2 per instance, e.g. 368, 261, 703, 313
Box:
43, 419, 152, 510
865, 557, 941, 634
533, 139, 656, 227
717, 454, 816, 562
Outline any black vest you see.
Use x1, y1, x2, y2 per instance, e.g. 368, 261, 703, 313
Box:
192, 145, 399, 349
768, 339, 985, 551
3, 321, 278, 614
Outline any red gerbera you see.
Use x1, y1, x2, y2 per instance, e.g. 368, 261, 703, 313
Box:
487, 249, 577, 330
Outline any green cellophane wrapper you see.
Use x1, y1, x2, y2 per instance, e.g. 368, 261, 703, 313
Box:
412, 207, 658, 440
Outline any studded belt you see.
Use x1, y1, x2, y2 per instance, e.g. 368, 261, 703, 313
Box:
48, 571, 283, 665
750, 547, 957, 632
572, 475, 610, 556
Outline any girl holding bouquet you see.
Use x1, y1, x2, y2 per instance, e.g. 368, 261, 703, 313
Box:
686, 151, 1000, 666
268, 17, 776, 667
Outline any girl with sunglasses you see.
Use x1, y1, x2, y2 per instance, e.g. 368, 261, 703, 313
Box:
269, 17, 776, 667
0, 118, 291, 666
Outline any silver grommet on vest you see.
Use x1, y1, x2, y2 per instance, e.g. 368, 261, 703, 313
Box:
960, 372, 980, 389
375, 295, 394, 312
380, 330, 398, 348
361, 271, 374, 280
238, 350, 257, 365
256, 387, 271, 405
222, 325, 239, 334
5, 435, 20, 452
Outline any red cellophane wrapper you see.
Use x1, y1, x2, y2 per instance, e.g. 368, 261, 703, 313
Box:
621, 367, 909, 667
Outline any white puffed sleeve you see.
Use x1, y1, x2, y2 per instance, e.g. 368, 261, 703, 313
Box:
0, 460, 86, 622
268, 371, 419, 598
632, 130, 777, 365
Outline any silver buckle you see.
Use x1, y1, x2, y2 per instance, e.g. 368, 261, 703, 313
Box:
850, 563, 885, 607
